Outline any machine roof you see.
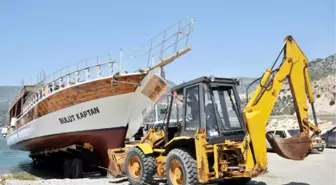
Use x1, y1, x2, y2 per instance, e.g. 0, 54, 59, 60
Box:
171, 76, 240, 93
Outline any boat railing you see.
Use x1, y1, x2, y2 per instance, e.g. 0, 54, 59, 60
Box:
18, 17, 194, 117
21, 57, 120, 113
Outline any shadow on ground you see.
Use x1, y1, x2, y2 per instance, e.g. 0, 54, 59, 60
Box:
248, 181, 310, 185
7, 160, 312, 185
267, 149, 322, 155
107, 179, 311, 185
9, 160, 105, 180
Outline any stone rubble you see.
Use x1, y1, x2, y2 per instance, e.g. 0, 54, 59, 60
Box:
266, 118, 335, 134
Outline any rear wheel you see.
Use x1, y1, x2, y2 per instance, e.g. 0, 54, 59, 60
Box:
71, 158, 83, 179
124, 147, 156, 185
166, 148, 197, 185
63, 158, 72, 178
322, 139, 328, 148
32, 158, 39, 168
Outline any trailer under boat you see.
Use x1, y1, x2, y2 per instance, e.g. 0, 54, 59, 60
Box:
3, 18, 194, 178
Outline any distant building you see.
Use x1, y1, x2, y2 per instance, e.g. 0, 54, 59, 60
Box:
1, 127, 7, 137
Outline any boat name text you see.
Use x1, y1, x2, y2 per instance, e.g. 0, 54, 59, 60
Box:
59, 107, 100, 124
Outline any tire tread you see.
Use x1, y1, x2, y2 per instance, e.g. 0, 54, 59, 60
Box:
125, 147, 156, 185
166, 148, 198, 185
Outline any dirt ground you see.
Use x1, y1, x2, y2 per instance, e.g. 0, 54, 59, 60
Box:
249, 148, 336, 185
3, 149, 336, 185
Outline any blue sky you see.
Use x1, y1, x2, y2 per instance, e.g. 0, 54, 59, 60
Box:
0, 0, 335, 86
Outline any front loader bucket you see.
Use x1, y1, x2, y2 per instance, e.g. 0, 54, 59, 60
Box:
107, 148, 127, 178
266, 131, 312, 160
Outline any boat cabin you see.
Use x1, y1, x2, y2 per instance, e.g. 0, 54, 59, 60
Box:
8, 85, 35, 128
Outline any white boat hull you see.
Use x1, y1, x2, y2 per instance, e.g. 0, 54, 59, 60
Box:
6, 91, 152, 148
6, 70, 168, 167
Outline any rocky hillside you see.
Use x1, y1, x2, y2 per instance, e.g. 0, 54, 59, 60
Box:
0, 86, 21, 127
267, 117, 335, 135
146, 54, 336, 123
237, 54, 336, 116
0, 54, 335, 127
309, 54, 336, 81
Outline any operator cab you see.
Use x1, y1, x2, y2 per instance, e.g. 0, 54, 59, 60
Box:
166, 76, 246, 143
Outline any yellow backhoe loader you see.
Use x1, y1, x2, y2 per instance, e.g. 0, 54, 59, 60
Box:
107, 35, 321, 185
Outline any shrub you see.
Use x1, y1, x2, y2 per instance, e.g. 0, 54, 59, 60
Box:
330, 100, 335, 106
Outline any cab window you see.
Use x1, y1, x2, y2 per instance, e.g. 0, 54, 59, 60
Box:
184, 85, 200, 131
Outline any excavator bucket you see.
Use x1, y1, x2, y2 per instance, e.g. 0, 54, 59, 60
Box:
266, 131, 312, 160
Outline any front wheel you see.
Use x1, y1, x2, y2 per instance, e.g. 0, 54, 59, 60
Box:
166, 149, 197, 185
124, 147, 156, 185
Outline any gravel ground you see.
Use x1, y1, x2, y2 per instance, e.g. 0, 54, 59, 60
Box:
250, 149, 336, 185
3, 149, 335, 185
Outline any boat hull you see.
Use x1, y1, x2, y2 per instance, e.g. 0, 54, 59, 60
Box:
10, 127, 127, 167
6, 71, 168, 167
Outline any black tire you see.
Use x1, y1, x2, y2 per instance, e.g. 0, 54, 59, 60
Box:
63, 158, 72, 178
318, 145, 324, 152
99, 169, 107, 176
71, 158, 83, 179
165, 148, 198, 185
323, 139, 328, 148
32, 158, 39, 168
218, 177, 251, 185
124, 147, 156, 185
306, 149, 311, 157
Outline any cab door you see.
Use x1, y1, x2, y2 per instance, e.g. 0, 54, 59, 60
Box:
180, 84, 202, 137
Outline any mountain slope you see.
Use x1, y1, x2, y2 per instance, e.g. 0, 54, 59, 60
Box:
0, 54, 335, 127
0, 86, 21, 126
308, 54, 336, 81
236, 54, 336, 115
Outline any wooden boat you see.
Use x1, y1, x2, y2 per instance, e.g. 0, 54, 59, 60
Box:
4, 18, 193, 167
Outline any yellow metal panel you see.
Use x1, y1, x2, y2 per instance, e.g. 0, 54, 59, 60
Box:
241, 134, 255, 172
140, 128, 165, 147
195, 133, 210, 183
137, 143, 153, 154
164, 136, 193, 148
304, 66, 314, 103
153, 149, 165, 153
155, 155, 166, 177
243, 35, 317, 174
213, 144, 219, 178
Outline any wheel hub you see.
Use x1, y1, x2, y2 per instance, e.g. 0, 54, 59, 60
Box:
128, 156, 142, 179
170, 159, 184, 185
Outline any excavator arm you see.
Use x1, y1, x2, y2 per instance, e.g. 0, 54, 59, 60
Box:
243, 35, 321, 175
